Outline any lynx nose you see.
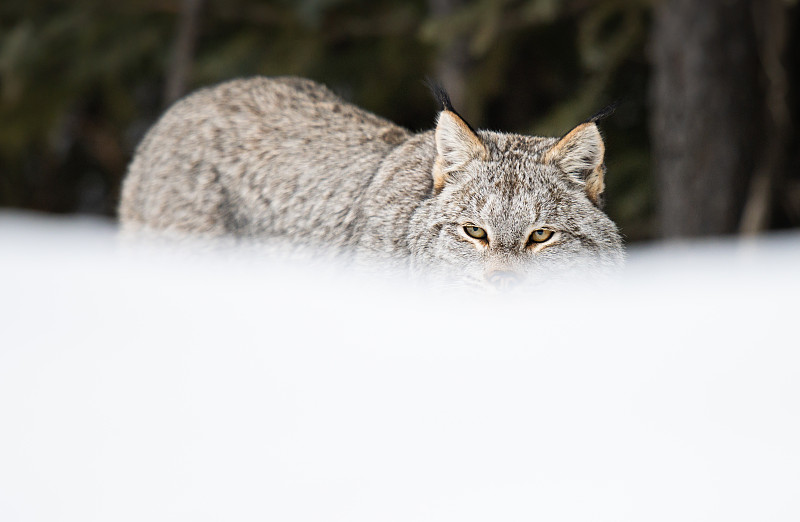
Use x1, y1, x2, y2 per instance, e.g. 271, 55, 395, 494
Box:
485, 270, 522, 291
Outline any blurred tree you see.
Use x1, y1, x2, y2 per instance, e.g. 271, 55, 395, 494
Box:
427, 0, 471, 110
739, 0, 794, 234
651, 0, 798, 238
165, 0, 204, 105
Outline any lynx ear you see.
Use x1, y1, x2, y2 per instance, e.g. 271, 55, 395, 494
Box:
427, 81, 487, 192
543, 122, 606, 205
433, 110, 488, 192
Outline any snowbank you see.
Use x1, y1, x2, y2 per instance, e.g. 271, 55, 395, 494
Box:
1, 212, 798, 521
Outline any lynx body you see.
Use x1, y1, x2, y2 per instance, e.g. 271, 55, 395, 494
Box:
119, 77, 623, 287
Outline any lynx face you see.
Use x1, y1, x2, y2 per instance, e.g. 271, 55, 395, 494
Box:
408, 96, 623, 290
427, 151, 622, 287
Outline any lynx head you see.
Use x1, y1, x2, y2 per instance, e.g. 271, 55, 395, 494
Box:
409, 85, 624, 290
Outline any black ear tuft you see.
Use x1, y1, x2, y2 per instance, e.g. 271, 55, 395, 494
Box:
586, 100, 620, 124
424, 77, 479, 134
424, 77, 455, 113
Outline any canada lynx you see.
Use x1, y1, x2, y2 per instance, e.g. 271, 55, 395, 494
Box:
119, 77, 623, 288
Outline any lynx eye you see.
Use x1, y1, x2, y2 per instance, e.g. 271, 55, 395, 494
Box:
529, 229, 554, 244
463, 225, 487, 240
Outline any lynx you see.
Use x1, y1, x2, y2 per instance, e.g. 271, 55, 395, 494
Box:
119, 77, 623, 289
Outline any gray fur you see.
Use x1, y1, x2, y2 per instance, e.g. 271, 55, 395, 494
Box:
119, 76, 624, 288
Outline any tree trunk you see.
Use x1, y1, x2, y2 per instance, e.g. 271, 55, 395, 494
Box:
164, 0, 203, 106
650, 0, 762, 238
428, 0, 470, 110
740, 0, 790, 234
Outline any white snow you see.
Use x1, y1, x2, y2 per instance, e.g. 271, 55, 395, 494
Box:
1, 211, 798, 522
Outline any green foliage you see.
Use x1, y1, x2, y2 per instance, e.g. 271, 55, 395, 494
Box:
0, 0, 653, 239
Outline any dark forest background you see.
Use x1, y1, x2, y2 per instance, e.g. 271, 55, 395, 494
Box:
1, 0, 798, 242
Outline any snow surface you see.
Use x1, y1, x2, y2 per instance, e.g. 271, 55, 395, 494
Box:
1, 211, 799, 522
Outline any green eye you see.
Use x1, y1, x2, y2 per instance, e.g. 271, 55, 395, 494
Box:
529, 229, 554, 244
464, 225, 487, 240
